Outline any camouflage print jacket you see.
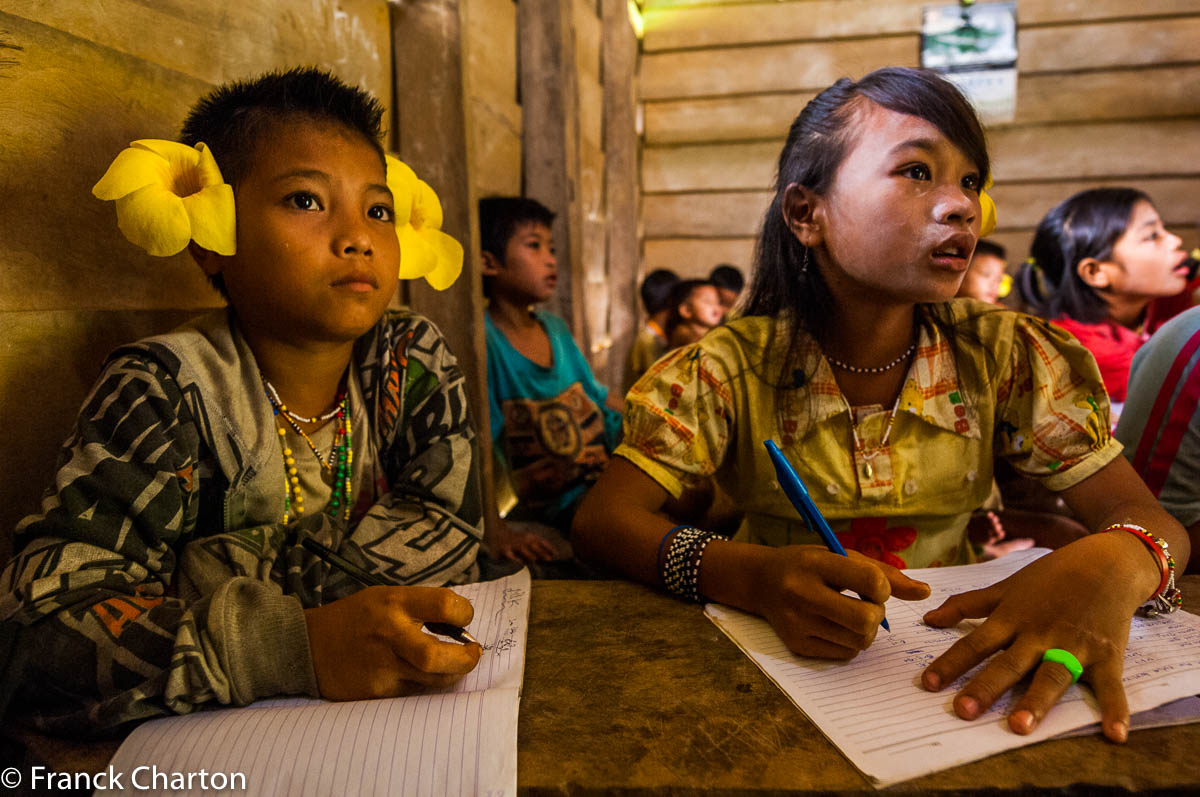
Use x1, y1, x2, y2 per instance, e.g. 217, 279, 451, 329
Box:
0, 309, 482, 735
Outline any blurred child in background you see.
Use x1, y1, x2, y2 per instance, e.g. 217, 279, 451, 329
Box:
480, 197, 623, 569
1017, 187, 1191, 411
709, 263, 746, 317
956, 239, 1008, 306
628, 268, 680, 383
666, 279, 725, 349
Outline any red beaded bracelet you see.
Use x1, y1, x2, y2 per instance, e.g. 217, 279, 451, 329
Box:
1106, 523, 1182, 616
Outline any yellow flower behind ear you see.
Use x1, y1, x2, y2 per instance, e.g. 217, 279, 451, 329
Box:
979, 173, 997, 238
92, 139, 236, 256
385, 154, 464, 291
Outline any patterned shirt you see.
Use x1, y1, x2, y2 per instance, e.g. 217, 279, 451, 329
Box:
485, 310, 622, 527
0, 309, 482, 732
617, 299, 1121, 569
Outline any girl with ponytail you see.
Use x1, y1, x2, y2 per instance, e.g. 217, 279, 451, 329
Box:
1017, 188, 1191, 406
573, 67, 1191, 745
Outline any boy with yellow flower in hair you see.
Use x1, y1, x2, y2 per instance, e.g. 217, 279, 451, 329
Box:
0, 67, 484, 733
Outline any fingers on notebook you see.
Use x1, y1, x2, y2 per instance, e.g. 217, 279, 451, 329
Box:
920, 616, 1008, 692
1088, 659, 1131, 743
950, 643, 1043, 720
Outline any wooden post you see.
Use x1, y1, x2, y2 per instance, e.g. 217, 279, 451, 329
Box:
389, 0, 495, 537
518, 0, 584, 340
601, 0, 641, 392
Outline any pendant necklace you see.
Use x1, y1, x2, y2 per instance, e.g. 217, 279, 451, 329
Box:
848, 395, 902, 481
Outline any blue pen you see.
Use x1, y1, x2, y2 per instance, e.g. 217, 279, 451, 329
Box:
764, 440, 890, 632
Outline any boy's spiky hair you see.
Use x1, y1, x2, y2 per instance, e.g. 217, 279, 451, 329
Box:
478, 197, 556, 298
179, 65, 386, 189
479, 197, 556, 260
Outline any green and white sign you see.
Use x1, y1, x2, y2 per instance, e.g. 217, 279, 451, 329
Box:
921, 2, 1018, 123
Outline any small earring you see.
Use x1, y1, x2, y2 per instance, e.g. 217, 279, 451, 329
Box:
801, 248, 809, 274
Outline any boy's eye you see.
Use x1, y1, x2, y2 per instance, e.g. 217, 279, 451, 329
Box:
902, 164, 931, 181
286, 192, 322, 211
962, 173, 981, 192
368, 204, 394, 223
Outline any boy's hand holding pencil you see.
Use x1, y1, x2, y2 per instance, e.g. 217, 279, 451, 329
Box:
304, 586, 482, 701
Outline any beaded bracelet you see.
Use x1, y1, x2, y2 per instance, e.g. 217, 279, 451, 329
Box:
661, 526, 728, 603
1106, 523, 1183, 617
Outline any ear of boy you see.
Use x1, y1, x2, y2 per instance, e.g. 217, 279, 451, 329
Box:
783, 183, 825, 248
1076, 257, 1115, 290
480, 249, 503, 277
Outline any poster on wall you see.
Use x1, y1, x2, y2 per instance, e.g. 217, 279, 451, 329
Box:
920, 2, 1018, 123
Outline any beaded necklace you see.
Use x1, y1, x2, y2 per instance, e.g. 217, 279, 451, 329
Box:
263, 378, 354, 523
825, 342, 916, 374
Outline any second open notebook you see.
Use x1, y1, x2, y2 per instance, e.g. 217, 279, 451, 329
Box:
706, 548, 1200, 787
106, 568, 531, 797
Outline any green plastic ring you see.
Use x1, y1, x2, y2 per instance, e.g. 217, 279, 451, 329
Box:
1042, 648, 1083, 683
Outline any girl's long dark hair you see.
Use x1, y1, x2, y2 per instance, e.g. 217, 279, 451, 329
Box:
742, 67, 991, 392
1016, 187, 1151, 324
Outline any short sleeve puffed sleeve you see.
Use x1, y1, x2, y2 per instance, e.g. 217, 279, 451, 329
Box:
994, 314, 1124, 490
614, 342, 737, 498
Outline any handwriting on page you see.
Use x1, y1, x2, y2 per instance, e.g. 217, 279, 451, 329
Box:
107, 569, 531, 797
706, 549, 1200, 787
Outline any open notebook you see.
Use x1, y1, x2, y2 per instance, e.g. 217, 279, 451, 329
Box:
107, 569, 530, 797
706, 548, 1200, 787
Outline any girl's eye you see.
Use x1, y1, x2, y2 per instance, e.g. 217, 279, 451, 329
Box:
286, 192, 322, 211
368, 204, 394, 223
962, 174, 981, 192
902, 164, 931, 181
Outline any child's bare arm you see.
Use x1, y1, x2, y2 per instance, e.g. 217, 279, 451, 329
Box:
572, 457, 928, 659
922, 456, 1188, 743
304, 586, 481, 700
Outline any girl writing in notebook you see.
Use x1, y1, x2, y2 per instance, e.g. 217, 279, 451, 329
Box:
573, 67, 1190, 744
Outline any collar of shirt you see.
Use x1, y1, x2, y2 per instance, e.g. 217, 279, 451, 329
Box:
775, 317, 983, 444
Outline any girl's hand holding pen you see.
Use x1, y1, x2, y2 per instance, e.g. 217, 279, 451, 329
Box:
756, 546, 930, 660
304, 586, 482, 701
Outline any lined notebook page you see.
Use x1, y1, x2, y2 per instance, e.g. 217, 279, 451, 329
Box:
706, 549, 1200, 787
107, 569, 530, 797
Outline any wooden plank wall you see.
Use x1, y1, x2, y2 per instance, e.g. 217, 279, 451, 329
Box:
639, 0, 1200, 284
520, 0, 639, 383
0, 2, 393, 563
466, 0, 524, 199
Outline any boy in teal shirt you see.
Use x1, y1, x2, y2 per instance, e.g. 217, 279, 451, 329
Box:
480, 198, 622, 563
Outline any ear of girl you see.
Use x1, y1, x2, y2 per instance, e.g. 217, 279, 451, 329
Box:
1016, 188, 1191, 404
572, 66, 1190, 747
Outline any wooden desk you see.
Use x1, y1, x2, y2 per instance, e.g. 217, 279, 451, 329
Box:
10, 575, 1200, 794
519, 576, 1200, 794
